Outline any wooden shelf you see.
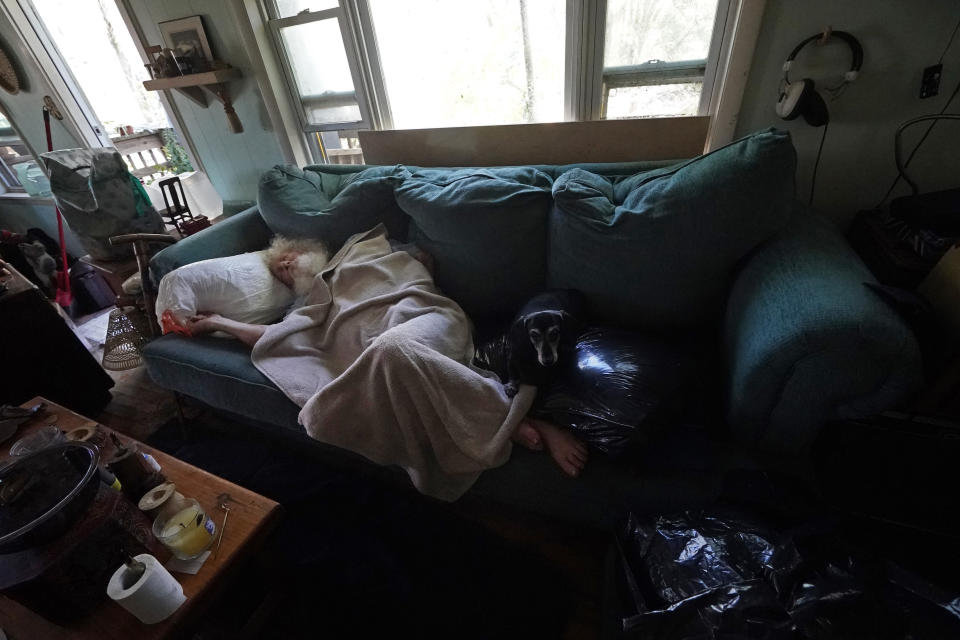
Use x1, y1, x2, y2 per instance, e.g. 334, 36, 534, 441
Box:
143, 68, 241, 91
143, 67, 243, 133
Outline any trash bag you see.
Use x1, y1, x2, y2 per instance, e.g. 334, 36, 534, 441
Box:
535, 328, 689, 455
612, 508, 960, 639
474, 327, 691, 456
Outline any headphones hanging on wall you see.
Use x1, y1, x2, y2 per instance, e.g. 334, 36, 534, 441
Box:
775, 29, 863, 127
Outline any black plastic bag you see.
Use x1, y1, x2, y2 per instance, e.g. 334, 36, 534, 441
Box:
613, 509, 960, 639
474, 327, 690, 456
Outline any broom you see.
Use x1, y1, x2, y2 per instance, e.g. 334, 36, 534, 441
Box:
42, 105, 72, 308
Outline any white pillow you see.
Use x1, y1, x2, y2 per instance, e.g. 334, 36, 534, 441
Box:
155, 251, 294, 328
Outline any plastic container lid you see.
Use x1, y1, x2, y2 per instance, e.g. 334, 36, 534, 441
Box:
9, 426, 65, 457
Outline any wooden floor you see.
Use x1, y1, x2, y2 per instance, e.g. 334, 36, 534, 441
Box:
73, 307, 179, 441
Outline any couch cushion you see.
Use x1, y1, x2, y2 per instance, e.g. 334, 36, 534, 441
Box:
395, 167, 553, 320
258, 164, 408, 250
143, 334, 302, 428
548, 128, 797, 329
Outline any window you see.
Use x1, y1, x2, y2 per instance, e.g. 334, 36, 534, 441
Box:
0, 111, 27, 192
265, 3, 370, 131
0, 109, 51, 196
2, 0, 198, 192
260, 0, 755, 162
601, 0, 720, 119
27, 0, 194, 183
30, 0, 169, 136
367, 0, 565, 129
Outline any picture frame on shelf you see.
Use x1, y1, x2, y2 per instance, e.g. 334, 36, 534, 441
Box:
158, 16, 213, 73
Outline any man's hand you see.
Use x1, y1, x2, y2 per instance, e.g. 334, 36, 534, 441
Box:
186, 312, 223, 336
183, 313, 267, 348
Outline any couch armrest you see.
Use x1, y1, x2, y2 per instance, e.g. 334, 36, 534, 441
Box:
723, 211, 923, 453
149, 206, 273, 283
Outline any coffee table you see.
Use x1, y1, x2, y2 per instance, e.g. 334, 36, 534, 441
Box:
0, 397, 282, 639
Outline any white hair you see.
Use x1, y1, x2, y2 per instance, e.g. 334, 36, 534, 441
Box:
263, 235, 330, 297
262, 235, 329, 267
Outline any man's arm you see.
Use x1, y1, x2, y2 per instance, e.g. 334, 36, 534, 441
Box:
186, 313, 266, 348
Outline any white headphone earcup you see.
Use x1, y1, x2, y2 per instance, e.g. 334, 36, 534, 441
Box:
776, 81, 805, 119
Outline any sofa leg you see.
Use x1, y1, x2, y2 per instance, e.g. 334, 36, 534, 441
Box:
173, 391, 188, 437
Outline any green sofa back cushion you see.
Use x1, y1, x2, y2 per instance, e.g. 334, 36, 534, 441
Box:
548, 128, 797, 329
257, 164, 408, 250
395, 167, 553, 320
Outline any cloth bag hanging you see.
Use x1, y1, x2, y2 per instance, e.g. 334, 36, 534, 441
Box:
41, 148, 166, 261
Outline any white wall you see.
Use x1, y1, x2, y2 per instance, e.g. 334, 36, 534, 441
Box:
735, 0, 960, 226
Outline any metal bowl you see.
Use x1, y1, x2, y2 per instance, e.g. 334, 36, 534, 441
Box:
0, 442, 100, 554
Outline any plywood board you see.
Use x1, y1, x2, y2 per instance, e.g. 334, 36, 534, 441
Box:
359, 116, 710, 166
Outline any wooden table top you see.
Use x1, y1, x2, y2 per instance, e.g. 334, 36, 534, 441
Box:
0, 397, 282, 640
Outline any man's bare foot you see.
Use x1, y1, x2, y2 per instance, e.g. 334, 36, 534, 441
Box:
526, 417, 588, 477
511, 420, 543, 451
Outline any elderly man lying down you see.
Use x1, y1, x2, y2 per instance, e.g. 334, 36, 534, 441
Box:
158, 226, 543, 501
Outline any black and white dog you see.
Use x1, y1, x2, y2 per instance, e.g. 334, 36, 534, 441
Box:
504, 289, 585, 397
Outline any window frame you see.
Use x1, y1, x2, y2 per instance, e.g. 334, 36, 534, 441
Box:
254, 0, 764, 162
264, 4, 374, 134
599, 59, 709, 119
0, 0, 204, 179
0, 162, 23, 191
0, 117, 28, 193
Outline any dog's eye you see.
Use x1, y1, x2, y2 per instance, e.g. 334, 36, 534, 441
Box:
548, 328, 559, 339
529, 330, 541, 339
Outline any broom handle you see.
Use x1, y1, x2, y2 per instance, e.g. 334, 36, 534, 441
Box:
43, 107, 71, 302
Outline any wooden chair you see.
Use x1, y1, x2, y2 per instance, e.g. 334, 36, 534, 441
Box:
108, 233, 176, 337
157, 176, 208, 236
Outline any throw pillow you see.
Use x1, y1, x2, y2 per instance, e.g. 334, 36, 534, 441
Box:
548, 128, 797, 329
395, 167, 554, 320
155, 251, 294, 329
258, 164, 408, 250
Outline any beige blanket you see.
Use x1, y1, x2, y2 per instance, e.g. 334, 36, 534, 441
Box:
251, 225, 534, 500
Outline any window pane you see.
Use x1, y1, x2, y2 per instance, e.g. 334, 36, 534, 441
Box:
604, 0, 718, 66
274, 0, 338, 18
280, 19, 362, 125
0, 110, 49, 194
605, 82, 702, 118
368, 0, 565, 129
31, 0, 169, 134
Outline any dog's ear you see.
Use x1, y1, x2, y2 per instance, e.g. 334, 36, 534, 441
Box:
558, 310, 584, 344
509, 315, 529, 346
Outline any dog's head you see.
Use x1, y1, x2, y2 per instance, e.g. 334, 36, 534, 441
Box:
519, 311, 566, 367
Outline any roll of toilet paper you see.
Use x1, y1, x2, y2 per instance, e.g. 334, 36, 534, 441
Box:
106, 554, 186, 624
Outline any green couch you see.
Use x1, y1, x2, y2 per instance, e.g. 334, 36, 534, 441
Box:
143, 129, 922, 528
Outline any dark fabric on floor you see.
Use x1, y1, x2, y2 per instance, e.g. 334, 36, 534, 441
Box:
148, 418, 572, 639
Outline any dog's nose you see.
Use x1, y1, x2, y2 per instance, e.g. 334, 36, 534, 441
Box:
539, 354, 555, 366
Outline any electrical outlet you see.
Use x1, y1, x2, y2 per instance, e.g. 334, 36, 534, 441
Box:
920, 63, 943, 99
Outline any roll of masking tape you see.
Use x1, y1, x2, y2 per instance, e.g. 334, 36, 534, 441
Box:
138, 482, 190, 522
65, 423, 105, 447
106, 554, 186, 624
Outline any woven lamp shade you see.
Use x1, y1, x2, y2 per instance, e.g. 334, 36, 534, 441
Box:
102, 307, 147, 371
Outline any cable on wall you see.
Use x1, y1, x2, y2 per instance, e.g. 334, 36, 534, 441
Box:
874, 14, 960, 206
876, 77, 960, 206
808, 121, 829, 206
